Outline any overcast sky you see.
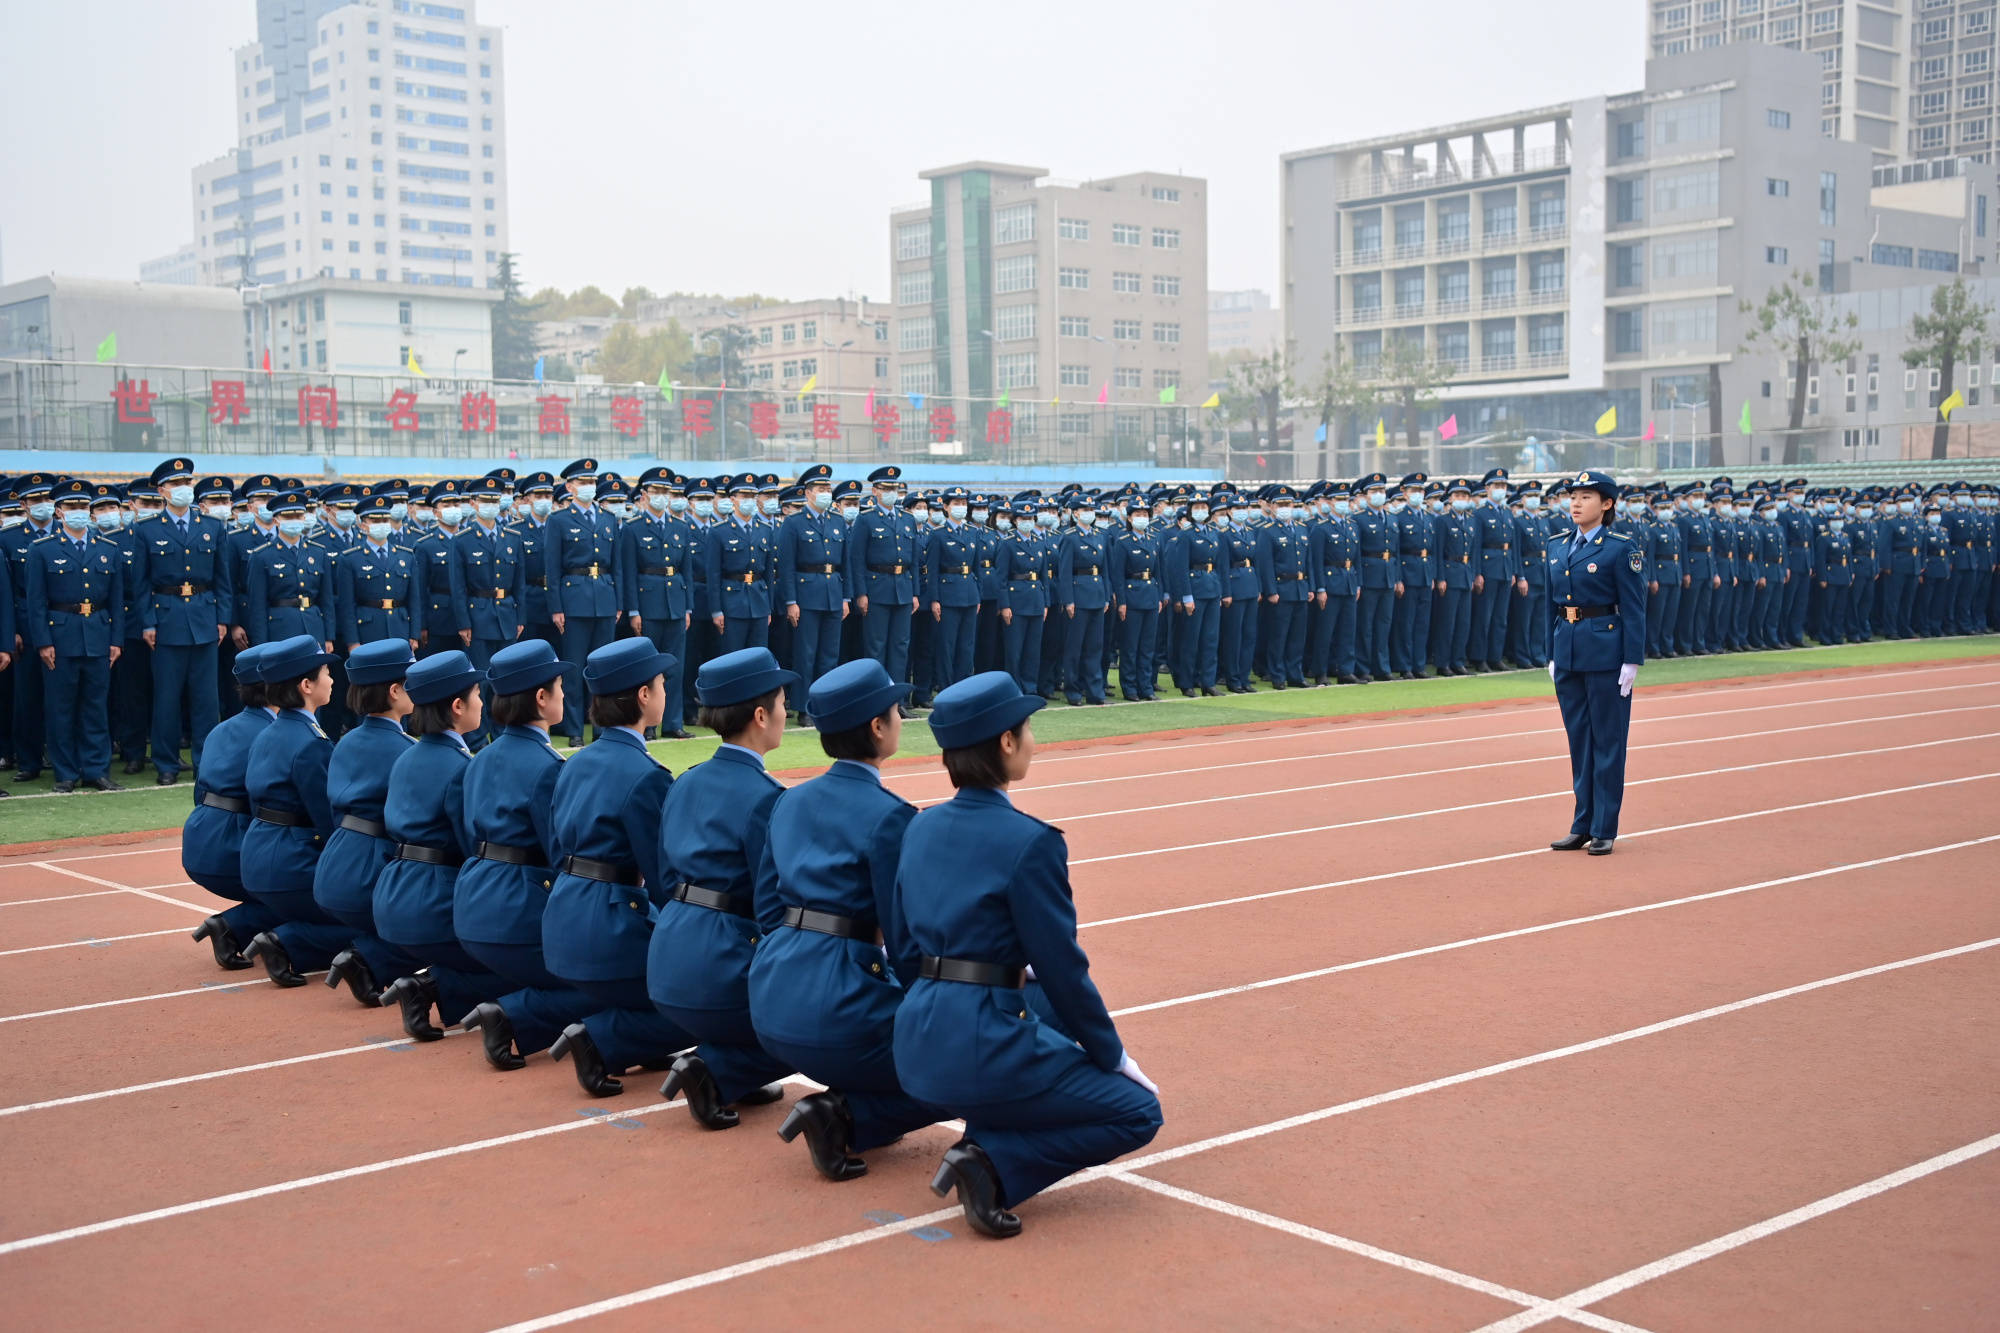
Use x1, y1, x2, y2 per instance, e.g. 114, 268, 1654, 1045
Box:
0, 0, 1643, 303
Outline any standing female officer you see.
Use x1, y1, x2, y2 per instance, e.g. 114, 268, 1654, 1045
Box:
455, 641, 596, 1071
313, 641, 425, 1007
542, 638, 695, 1097
648, 647, 797, 1129
370, 651, 510, 1041
894, 672, 1163, 1238
1547, 469, 1647, 856
752, 659, 943, 1183
184, 642, 280, 969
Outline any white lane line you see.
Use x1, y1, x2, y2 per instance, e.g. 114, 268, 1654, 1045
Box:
0, 928, 191, 959
477, 936, 2000, 1331
1108, 836, 2000, 1017
35, 864, 215, 914
1469, 1131, 2000, 1333
0, 975, 283, 1021
1111, 1172, 1658, 1333
0, 890, 129, 909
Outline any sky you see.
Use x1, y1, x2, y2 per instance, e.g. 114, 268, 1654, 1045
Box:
0, 0, 1645, 304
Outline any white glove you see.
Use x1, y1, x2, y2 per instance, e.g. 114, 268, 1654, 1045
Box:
1548, 660, 1556, 682
1116, 1051, 1160, 1095
1617, 663, 1639, 697
1024, 964, 1037, 982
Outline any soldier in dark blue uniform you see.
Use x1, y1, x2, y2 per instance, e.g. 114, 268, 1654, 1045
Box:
1919, 498, 1953, 636
1774, 478, 1816, 646
1352, 473, 1397, 683
513, 471, 560, 651
1815, 509, 1858, 645
1107, 504, 1163, 700
776, 463, 848, 715
545, 458, 623, 744
924, 486, 983, 692
412, 479, 469, 660
308, 481, 364, 560
219, 475, 281, 723
3, 473, 61, 782
24, 480, 128, 791
1847, 491, 1879, 642
1508, 480, 1552, 668
617, 467, 694, 741
705, 472, 777, 655
1467, 467, 1521, 671
1305, 482, 1359, 686
1547, 470, 1647, 856
183, 642, 281, 966
1166, 491, 1226, 694
1645, 488, 1685, 658
908, 492, 944, 707
1430, 479, 1478, 676
245, 490, 336, 647
1673, 483, 1718, 655
452, 475, 525, 745
1215, 492, 1263, 692
129, 458, 230, 786
997, 501, 1054, 695
1389, 472, 1434, 678
845, 467, 917, 704
679, 476, 723, 718
335, 495, 424, 653
896, 672, 1162, 1237
1257, 486, 1312, 688
1056, 500, 1112, 706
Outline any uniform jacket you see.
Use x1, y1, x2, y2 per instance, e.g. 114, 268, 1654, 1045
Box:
514, 518, 555, 625
182, 706, 273, 889
617, 513, 693, 623
454, 725, 566, 946
777, 509, 848, 611
541, 728, 674, 982
335, 541, 423, 647
925, 524, 986, 608
130, 511, 231, 643
1001, 531, 1058, 615
1107, 529, 1164, 609
414, 529, 468, 641
1395, 506, 1437, 589
246, 539, 336, 645
846, 502, 920, 605
1435, 510, 1477, 589
1548, 526, 1648, 673
543, 504, 621, 619
1257, 521, 1313, 601
23, 532, 125, 654
1352, 509, 1397, 589
1055, 529, 1111, 610
648, 746, 785, 1013
1166, 523, 1226, 603
241, 709, 336, 895
371, 733, 474, 946
224, 524, 276, 628
453, 522, 526, 641
1221, 524, 1266, 599
312, 715, 415, 922
1473, 503, 1520, 580
704, 517, 776, 620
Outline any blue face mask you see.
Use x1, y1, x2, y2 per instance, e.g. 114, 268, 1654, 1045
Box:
693, 498, 715, 518
166, 485, 195, 509
668, 495, 689, 513
334, 508, 359, 528
390, 502, 409, 521
1365, 491, 1386, 509
95, 511, 122, 532
1332, 501, 1351, 516
761, 497, 781, 516
1829, 519, 1845, 532
279, 518, 309, 537
1452, 498, 1474, 513
61, 508, 92, 532
1523, 497, 1542, 511
531, 497, 554, 518
840, 505, 859, 521
29, 501, 55, 523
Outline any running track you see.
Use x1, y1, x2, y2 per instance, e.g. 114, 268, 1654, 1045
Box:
1, 658, 1996, 1332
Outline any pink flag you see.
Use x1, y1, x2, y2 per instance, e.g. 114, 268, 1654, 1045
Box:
1097, 382, 1109, 405
864, 388, 875, 418
1641, 420, 1656, 442
1438, 413, 1458, 441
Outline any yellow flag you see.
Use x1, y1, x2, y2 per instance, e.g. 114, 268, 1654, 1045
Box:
1594, 405, 1616, 436
1941, 388, 1965, 420
798, 373, 817, 397
406, 349, 423, 376
1200, 392, 1221, 409
1375, 418, 1386, 450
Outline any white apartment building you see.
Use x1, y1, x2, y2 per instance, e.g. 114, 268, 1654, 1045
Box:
1209, 288, 1282, 357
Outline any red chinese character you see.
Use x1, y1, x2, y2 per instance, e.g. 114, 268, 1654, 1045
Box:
985, 408, 1013, 446
606, 395, 644, 437
208, 380, 247, 426
460, 390, 497, 433
750, 402, 780, 439
297, 385, 340, 430
679, 398, 713, 437
871, 401, 901, 444
111, 378, 157, 425
536, 395, 571, 436
384, 389, 421, 432
812, 402, 842, 442
928, 405, 956, 443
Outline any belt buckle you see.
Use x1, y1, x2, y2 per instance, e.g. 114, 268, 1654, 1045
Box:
741, 572, 754, 584
178, 581, 194, 597
79, 599, 94, 618
587, 563, 600, 577
1563, 606, 1581, 623
495, 588, 507, 598
893, 564, 903, 575
300, 596, 312, 608
378, 600, 394, 611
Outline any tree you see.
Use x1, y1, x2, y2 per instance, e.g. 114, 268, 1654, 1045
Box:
1739, 270, 1860, 465
1300, 348, 1380, 477
619, 286, 656, 319
1903, 276, 1994, 460
490, 253, 543, 381
562, 285, 619, 318
595, 320, 692, 385
1374, 333, 1456, 458
687, 323, 756, 387
1225, 350, 1294, 470
525, 285, 567, 317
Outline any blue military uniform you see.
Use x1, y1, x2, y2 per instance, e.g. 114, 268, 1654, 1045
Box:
312, 699, 425, 1002
1815, 520, 1857, 644
452, 479, 526, 742
999, 505, 1058, 695
1775, 482, 1817, 646
1468, 468, 1521, 670
1164, 499, 1226, 694
1107, 520, 1164, 700
1056, 509, 1112, 705
847, 467, 919, 692
513, 473, 560, 651
182, 642, 281, 966
130, 461, 232, 781
1305, 488, 1359, 686
776, 464, 848, 708
412, 480, 470, 660
925, 488, 984, 692
23, 482, 127, 786
1256, 490, 1312, 688
245, 491, 336, 646
1352, 476, 1397, 682
545, 458, 624, 741
1673, 487, 1717, 655
1507, 485, 1552, 668
1431, 482, 1478, 674
3, 475, 60, 780
1644, 494, 1684, 657
335, 497, 424, 650
704, 477, 777, 655
1390, 474, 1435, 677
617, 468, 693, 737
1218, 495, 1266, 691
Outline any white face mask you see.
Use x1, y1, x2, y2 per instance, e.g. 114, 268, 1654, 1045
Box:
970, 508, 988, 524
840, 504, 859, 520
1191, 507, 1209, 523
928, 510, 946, 526
948, 504, 968, 521
435, 504, 463, 526
996, 516, 1013, 531
61, 508, 92, 532
0, 515, 23, 529
604, 501, 629, 519
1655, 507, 1674, 520
1489, 487, 1507, 502
475, 501, 501, 521
1332, 500, 1351, 516
366, 521, 393, 540
1365, 491, 1386, 508
95, 510, 123, 531
735, 497, 759, 518
1927, 513, 1944, 526
693, 498, 715, 518
1716, 503, 1734, 519
570, 483, 596, 503
1384, 499, 1405, 514
810, 490, 833, 512
1899, 500, 1916, 515
165, 484, 194, 508
911, 510, 930, 525
1690, 497, 1707, 511
1132, 514, 1151, 530
1094, 517, 1112, 530
644, 492, 670, 514
202, 501, 230, 520
1523, 497, 1542, 511
1452, 498, 1474, 512
1037, 511, 1057, 528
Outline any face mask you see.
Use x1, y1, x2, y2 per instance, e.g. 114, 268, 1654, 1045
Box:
366, 521, 394, 540
1038, 511, 1058, 528
1094, 517, 1112, 530
1189, 507, 1209, 523
432, 504, 460, 526
278, 517, 310, 537
692, 498, 715, 518
995, 516, 1013, 531
1819, 501, 1837, 514
732, 497, 756, 518
474, 501, 500, 521
605, 501, 630, 519
1856, 506, 1874, 519
1385, 499, 1405, 514
666, 495, 689, 514
95, 511, 122, 532
197, 500, 227, 519
1523, 497, 1542, 511
1717, 504, 1735, 519
1897, 500, 1914, 515
1789, 494, 1805, 509
970, 509, 988, 524
911, 510, 930, 526
928, 510, 946, 527
806, 490, 831, 512
751, 497, 773, 516
379, 502, 402, 522
948, 504, 968, 521
1213, 513, 1231, 528
1829, 518, 1845, 532
334, 508, 359, 528
1365, 491, 1386, 509
1927, 513, 1944, 526
1655, 507, 1675, 520
830, 504, 853, 523
61, 508, 91, 532
26, 500, 56, 523
166, 485, 195, 508
1690, 497, 1707, 511
645, 492, 670, 514
573, 483, 597, 504
232, 510, 255, 527
1133, 514, 1151, 531
1323, 500, 1345, 516
135, 506, 162, 522
0, 515, 22, 529
1489, 487, 1507, 503
1452, 498, 1474, 513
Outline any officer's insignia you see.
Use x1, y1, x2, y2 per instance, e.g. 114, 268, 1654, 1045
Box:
1576, 471, 1591, 483
1587, 563, 1597, 572
1628, 551, 1644, 573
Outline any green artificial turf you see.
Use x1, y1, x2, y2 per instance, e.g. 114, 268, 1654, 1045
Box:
5, 634, 1996, 847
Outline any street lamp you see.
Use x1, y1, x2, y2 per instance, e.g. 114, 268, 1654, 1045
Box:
453, 346, 469, 378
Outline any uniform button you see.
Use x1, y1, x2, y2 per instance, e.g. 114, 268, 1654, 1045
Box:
1019, 1010, 1029, 1019
870, 962, 882, 974
542, 879, 551, 888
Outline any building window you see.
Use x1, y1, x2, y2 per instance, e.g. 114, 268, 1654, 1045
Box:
1112, 222, 1141, 246
1652, 233, 1718, 278
897, 269, 932, 305
1481, 322, 1515, 365
781, 323, 796, 343
1921, 16, 1951, 41
1819, 237, 1837, 289
1968, 85, 1991, 109
1613, 179, 1645, 224
874, 356, 889, 376
1967, 50, 1991, 76
1822, 82, 1841, 107
1395, 270, 1425, 311
1151, 186, 1180, 202
1528, 187, 1565, 233
1060, 363, 1091, 386
1819, 171, 1838, 226
1964, 119, 1989, 142
899, 320, 932, 351
1058, 216, 1089, 241
1654, 96, 1719, 146
1480, 260, 1516, 302
1059, 266, 1089, 290
1353, 273, 1383, 311
995, 305, 1036, 341
1529, 252, 1565, 293
1658, 5, 1689, 28
1394, 207, 1425, 251
1970, 9, 1994, 35
758, 327, 773, 345
1113, 270, 1141, 293
996, 352, 1037, 389
1612, 242, 1644, 287
1920, 91, 1949, 117
1809, 7, 1838, 33
1653, 166, 1720, 212
1152, 274, 1181, 297
1766, 177, 1790, 197
896, 221, 931, 260
1151, 369, 1180, 390
995, 203, 1035, 245
1059, 315, 1090, 338
1651, 301, 1717, 345
1483, 194, 1517, 238
1152, 322, 1181, 345
802, 320, 817, 340
1918, 125, 1947, 150
1114, 366, 1143, 388
1918, 248, 1959, 271
1613, 310, 1644, 355
1766, 245, 1789, 263
995, 254, 1036, 293
1151, 227, 1180, 250
1113, 318, 1142, 341
1767, 108, 1790, 129
1436, 325, 1469, 367
1615, 119, 1645, 158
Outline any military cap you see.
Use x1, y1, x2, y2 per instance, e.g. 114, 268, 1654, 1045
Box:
195, 475, 234, 501
346, 640, 415, 686
231, 641, 272, 685
636, 466, 676, 489
149, 457, 196, 486
405, 650, 485, 706
928, 671, 1044, 749
832, 479, 862, 500
259, 634, 339, 684
560, 458, 600, 481
797, 464, 834, 484
585, 637, 676, 695
867, 466, 902, 485
487, 640, 573, 695
518, 471, 558, 493
271, 490, 311, 515
1570, 468, 1619, 500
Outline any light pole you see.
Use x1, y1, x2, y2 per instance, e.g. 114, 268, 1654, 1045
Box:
453, 346, 468, 379
1092, 333, 1122, 463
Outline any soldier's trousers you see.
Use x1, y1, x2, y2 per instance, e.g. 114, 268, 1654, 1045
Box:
1508, 582, 1548, 665
1176, 598, 1221, 689
1951, 567, 1981, 632
1780, 568, 1811, 645
1004, 610, 1047, 695
975, 601, 1003, 674
113, 636, 151, 761
862, 600, 913, 692
1037, 606, 1067, 697
1467, 587, 1498, 664
1062, 609, 1107, 703
1676, 577, 1712, 655
45, 655, 112, 783
1309, 592, 1355, 682
908, 606, 935, 704
720, 615, 770, 654
1554, 666, 1632, 842
461, 939, 595, 1056
933, 606, 978, 692
1219, 598, 1256, 690
151, 641, 219, 777
791, 608, 840, 707
1265, 600, 1307, 686
954, 1055, 1163, 1208
754, 1031, 946, 1154
1389, 584, 1420, 674
558, 616, 616, 739
573, 974, 697, 1075
1356, 587, 1394, 679
1432, 587, 1471, 671
1117, 606, 1159, 699
1922, 576, 1952, 635
680, 614, 717, 719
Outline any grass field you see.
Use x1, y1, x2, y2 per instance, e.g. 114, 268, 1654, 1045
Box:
4, 634, 1996, 847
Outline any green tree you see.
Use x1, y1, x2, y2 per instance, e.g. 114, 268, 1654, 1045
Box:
490, 253, 543, 380
562, 285, 619, 318
525, 285, 566, 317
619, 286, 656, 319
594, 320, 693, 385
1903, 275, 1994, 460
687, 323, 757, 387
1225, 349, 1294, 468
1301, 348, 1381, 476
1374, 333, 1455, 455
1739, 270, 1861, 465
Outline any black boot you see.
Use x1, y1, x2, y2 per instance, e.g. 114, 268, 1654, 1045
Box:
550, 1022, 622, 1097
323, 949, 381, 1006
777, 1090, 867, 1181
659, 1053, 738, 1129
461, 1002, 525, 1071
929, 1139, 1021, 1238
191, 914, 251, 971
377, 972, 443, 1041
243, 932, 306, 987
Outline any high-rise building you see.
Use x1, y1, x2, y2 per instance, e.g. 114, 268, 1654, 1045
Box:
176, 0, 508, 293
1209, 289, 1282, 357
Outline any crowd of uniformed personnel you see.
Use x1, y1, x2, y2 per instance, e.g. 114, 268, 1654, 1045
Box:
0, 457, 1996, 796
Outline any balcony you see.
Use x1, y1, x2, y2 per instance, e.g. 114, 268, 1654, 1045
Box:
1348, 246, 1383, 267
1331, 222, 1568, 269
1526, 350, 1569, 371
1481, 353, 1516, 372
1333, 143, 1569, 202
1526, 285, 1569, 308
1392, 240, 1429, 262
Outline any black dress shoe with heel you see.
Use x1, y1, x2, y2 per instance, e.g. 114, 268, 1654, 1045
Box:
659, 1053, 738, 1129
242, 932, 306, 986
378, 972, 443, 1041
191, 915, 251, 971
1549, 833, 1591, 852
777, 1090, 868, 1181
929, 1139, 1021, 1238
323, 949, 381, 1007
1586, 838, 1615, 855
549, 1023, 622, 1096
461, 1002, 525, 1070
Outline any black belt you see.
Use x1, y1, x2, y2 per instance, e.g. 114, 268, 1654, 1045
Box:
201, 792, 250, 814
782, 905, 877, 941
253, 804, 312, 828
396, 842, 463, 867
1686, 545, 1709, 552
919, 955, 1027, 988
868, 563, 908, 575
474, 840, 540, 865
799, 563, 837, 575
1233, 559, 1254, 568
339, 814, 389, 839
1127, 570, 1153, 580
639, 566, 678, 577
1558, 604, 1615, 623
468, 587, 510, 600
152, 581, 213, 595
561, 854, 640, 886
525, 575, 547, 587
673, 882, 753, 917
52, 602, 106, 615
1076, 566, 1100, 577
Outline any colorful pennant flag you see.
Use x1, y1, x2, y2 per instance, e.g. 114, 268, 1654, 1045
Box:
533, 355, 545, 384
1941, 388, 1966, 420
658, 365, 674, 402
1375, 418, 1386, 450
1641, 420, 1656, 443
1594, 406, 1617, 436
95, 332, 117, 363
863, 388, 875, 418
1157, 385, 1176, 405
1438, 413, 1459, 441
406, 349, 424, 376
260, 348, 271, 374
909, 392, 926, 410
1097, 382, 1109, 405
1738, 400, 1753, 436
799, 373, 817, 397
1200, 391, 1220, 409
1315, 422, 1328, 444
999, 389, 1010, 407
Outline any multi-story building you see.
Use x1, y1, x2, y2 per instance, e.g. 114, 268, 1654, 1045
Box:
172, 0, 508, 293
533, 315, 616, 374
1209, 289, 1282, 358
1283, 43, 1986, 468
242, 274, 497, 376
139, 244, 205, 287
686, 296, 892, 436
890, 162, 1207, 448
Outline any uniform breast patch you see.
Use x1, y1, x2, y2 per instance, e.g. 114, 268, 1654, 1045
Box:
1629, 551, 1644, 573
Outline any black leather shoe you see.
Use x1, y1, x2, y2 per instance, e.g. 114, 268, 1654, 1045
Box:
1549, 833, 1590, 852
378, 972, 443, 1041
462, 1002, 525, 1071
663, 728, 695, 740
12, 769, 40, 783
1586, 838, 1615, 855
323, 949, 381, 1007
81, 776, 126, 792
550, 1023, 622, 1097
1203, 685, 1225, 696
52, 780, 77, 794
929, 1140, 1021, 1238
737, 1083, 785, 1105
155, 772, 178, 787
191, 914, 251, 970
243, 931, 307, 986
660, 1053, 738, 1129
777, 1091, 868, 1181
121, 758, 146, 775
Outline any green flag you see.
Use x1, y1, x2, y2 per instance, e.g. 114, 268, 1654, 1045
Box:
95, 332, 117, 363
999, 389, 1010, 407
1158, 385, 1177, 405
657, 365, 674, 402
1738, 400, 1753, 436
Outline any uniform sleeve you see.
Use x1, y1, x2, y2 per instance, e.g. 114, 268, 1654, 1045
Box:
629, 766, 674, 901
747, 784, 784, 934
444, 761, 474, 856
1107, 537, 1127, 607
614, 524, 638, 615
214, 525, 235, 617
1008, 826, 1123, 1070
1255, 528, 1278, 597
1614, 538, 1648, 666
334, 554, 357, 646
108, 550, 126, 644
130, 529, 155, 630
22, 548, 50, 650
1054, 537, 1074, 605
0, 562, 13, 651
700, 527, 723, 610
870, 800, 920, 986
448, 538, 472, 635
294, 736, 337, 836
246, 552, 269, 641
542, 516, 564, 594
776, 517, 798, 607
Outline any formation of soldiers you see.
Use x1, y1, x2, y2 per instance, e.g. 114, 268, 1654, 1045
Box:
1, 458, 1996, 793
